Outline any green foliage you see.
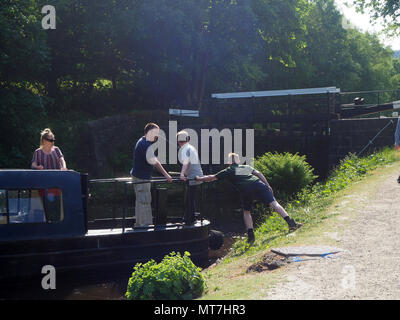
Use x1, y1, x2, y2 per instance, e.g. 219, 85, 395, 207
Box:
0, 87, 47, 168
0, 0, 49, 83
254, 152, 317, 201
353, 0, 400, 35
0, 0, 50, 168
300, 148, 395, 202
125, 251, 206, 300
1, 0, 400, 171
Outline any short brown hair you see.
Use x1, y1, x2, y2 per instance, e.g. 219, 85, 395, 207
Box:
144, 122, 159, 135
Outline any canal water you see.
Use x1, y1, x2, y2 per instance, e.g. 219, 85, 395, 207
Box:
0, 227, 240, 300
1, 218, 246, 300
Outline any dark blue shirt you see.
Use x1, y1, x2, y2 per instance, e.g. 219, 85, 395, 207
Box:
130, 136, 155, 179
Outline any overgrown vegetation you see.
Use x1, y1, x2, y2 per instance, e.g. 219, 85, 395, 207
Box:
230, 147, 397, 256
254, 152, 318, 202
125, 251, 206, 300
1, 0, 400, 170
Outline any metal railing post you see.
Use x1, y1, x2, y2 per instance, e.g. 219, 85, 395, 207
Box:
122, 182, 127, 233
89, 176, 201, 231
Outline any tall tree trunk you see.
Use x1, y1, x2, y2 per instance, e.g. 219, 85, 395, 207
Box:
197, 51, 209, 110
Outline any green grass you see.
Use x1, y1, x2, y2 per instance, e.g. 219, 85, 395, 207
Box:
200, 147, 400, 299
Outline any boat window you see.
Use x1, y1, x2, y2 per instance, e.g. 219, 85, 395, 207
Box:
44, 189, 64, 223
2, 189, 64, 224
0, 190, 6, 224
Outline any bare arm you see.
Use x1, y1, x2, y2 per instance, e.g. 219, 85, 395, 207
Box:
31, 151, 43, 169
196, 175, 217, 182
180, 161, 189, 181
31, 161, 43, 170
152, 158, 172, 182
60, 157, 67, 170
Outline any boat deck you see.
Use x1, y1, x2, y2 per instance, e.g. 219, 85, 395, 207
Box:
86, 220, 209, 236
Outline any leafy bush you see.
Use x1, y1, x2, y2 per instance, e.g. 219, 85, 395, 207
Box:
254, 152, 317, 201
125, 251, 206, 300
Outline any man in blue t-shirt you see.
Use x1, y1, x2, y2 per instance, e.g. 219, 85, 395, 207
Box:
131, 123, 172, 227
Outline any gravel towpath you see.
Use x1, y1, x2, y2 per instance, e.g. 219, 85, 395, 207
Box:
265, 165, 400, 299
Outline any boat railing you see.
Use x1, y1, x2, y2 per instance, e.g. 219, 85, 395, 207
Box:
88, 176, 203, 233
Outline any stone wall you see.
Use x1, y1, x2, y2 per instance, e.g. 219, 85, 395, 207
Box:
83, 114, 398, 179
328, 118, 397, 169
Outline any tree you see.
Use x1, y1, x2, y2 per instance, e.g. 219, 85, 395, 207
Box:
41, 0, 141, 117
0, 0, 49, 168
131, 0, 266, 110
353, 0, 400, 35
250, 0, 310, 90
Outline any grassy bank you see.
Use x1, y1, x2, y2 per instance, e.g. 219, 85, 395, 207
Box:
200, 147, 400, 299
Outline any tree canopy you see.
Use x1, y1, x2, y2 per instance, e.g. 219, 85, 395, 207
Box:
0, 0, 399, 169
353, 0, 400, 35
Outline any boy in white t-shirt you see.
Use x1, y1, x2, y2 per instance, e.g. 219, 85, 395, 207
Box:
177, 130, 203, 225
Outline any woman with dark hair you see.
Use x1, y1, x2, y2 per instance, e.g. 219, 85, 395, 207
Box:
31, 128, 67, 170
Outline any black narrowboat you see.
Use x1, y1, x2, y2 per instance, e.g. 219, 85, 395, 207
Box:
0, 170, 220, 283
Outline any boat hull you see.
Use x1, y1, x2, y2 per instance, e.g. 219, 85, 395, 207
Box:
0, 221, 210, 283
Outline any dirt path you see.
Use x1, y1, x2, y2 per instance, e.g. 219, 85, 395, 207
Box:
264, 163, 400, 300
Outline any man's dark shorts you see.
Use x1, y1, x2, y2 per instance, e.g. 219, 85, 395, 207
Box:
240, 180, 275, 211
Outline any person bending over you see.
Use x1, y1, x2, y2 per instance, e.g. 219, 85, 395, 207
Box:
196, 153, 302, 243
